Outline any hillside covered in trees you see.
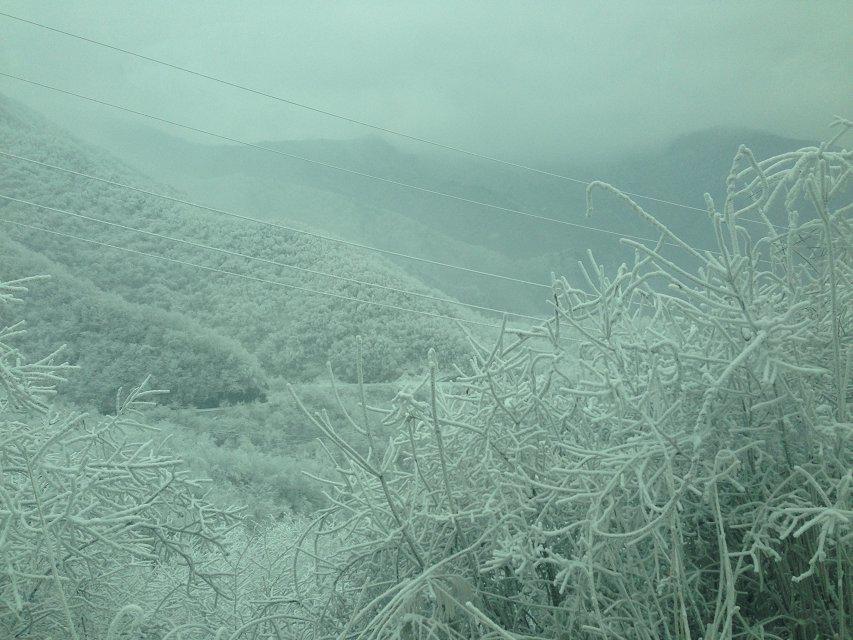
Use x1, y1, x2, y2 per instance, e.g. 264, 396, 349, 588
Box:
74, 111, 818, 316
1, 239, 267, 409
0, 93, 478, 406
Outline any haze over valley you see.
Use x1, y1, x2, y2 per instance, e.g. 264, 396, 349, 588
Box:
0, 3, 849, 639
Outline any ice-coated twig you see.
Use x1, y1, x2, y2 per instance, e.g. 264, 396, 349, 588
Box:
293, 133, 851, 639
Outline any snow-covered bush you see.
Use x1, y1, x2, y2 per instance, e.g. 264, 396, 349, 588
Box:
296, 124, 851, 639
0, 277, 244, 638
0, 276, 348, 639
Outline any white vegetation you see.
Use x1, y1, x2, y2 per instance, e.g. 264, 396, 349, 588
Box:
295, 124, 851, 639
0, 278, 328, 638
0, 277, 244, 638
1, 130, 850, 638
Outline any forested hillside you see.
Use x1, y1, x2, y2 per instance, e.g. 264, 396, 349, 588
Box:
0, 238, 267, 408
0, 93, 477, 391
72, 113, 817, 313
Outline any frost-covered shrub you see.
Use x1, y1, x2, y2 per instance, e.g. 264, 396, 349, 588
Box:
296, 125, 851, 639
96, 517, 330, 639
0, 277, 243, 638
0, 276, 348, 639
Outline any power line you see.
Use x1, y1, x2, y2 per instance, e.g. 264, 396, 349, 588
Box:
0, 73, 578, 229
0, 215, 699, 353
0, 192, 547, 324
0, 150, 550, 291
1, 216, 546, 335
0, 14, 790, 237
0, 72, 726, 253
0, 153, 662, 316
0, 9, 713, 215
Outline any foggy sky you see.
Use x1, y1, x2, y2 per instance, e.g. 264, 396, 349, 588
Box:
1, 1, 850, 160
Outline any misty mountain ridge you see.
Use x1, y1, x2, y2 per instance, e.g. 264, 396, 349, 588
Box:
68, 109, 819, 311
0, 89, 830, 408
0, 92, 477, 407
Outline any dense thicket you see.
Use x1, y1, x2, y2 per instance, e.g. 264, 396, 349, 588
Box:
146, 385, 404, 518
0, 276, 235, 637
297, 130, 851, 639
0, 94, 474, 384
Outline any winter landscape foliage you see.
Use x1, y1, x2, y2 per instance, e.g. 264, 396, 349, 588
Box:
1, 121, 850, 640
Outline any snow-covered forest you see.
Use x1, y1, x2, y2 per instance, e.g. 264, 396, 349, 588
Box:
1, 3, 850, 639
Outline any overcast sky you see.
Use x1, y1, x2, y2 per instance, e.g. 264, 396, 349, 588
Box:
1, 1, 850, 160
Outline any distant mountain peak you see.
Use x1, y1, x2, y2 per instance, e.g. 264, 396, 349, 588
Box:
665, 126, 815, 155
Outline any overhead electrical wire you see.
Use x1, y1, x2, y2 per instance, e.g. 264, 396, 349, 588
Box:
0, 72, 697, 245
0, 84, 772, 316
0, 73, 764, 257
2, 215, 591, 346
0, 192, 546, 323
0, 9, 717, 216
0, 153, 663, 316
0, 13, 788, 359
0, 150, 551, 291
0, 161, 661, 314
0, 216, 538, 334
0, 151, 749, 315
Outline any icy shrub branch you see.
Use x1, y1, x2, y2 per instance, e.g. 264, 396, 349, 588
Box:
296, 128, 851, 639
0, 278, 249, 638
